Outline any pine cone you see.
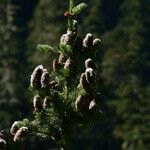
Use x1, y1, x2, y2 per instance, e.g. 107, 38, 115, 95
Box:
30, 65, 43, 89
43, 97, 50, 109
60, 34, 70, 45
75, 95, 90, 112
33, 94, 42, 113
85, 68, 96, 84
0, 138, 6, 147
58, 53, 67, 65
83, 33, 93, 48
10, 121, 19, 136
85, 58, 96, 70
53, 59, 61, 72
41, 69, 50, 88
67, 30, 76, 44
13, 126, 28, 142
93, 38, 101, 51
80, 73, 90, 92
64, 58, 72, 70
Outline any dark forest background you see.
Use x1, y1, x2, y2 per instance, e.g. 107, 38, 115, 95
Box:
0, 0, 149, 149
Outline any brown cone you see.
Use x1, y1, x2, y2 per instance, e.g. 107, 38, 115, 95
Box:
80, 73, 90, 92
13, 126, 28, 142
43, 97, 50, 109
58, 53, 67, 65
85, 58, 96, 70
53, 59, 61, 72
0, 138, 6, 147
75, 95, 91, 113
41, 69, 50, 88
10, 121, 19, 136
64, 58, 72, 70
85, 68, 96, 84
60, 34, 70, 45
33, 94, 41, 113
83, 33, 93, 48
30, 65, 43, 89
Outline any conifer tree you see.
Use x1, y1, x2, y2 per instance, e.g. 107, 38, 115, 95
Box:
0, 0, 102, 149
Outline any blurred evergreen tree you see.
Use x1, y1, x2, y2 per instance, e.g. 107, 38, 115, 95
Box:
102, 0, 150, 149
81, 0, 121, 34
0, 0, 37, 129
0, 0, 23, 129
81, 0, 104, 34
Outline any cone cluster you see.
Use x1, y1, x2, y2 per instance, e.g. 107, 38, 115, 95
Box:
60, 19, 101, 55
32, 93, 52, 113
82, 33, 101, 54
84, 35, 101, 49
9, 120, 29, 143
75, 58, 97, 113
80, 58, 96, 92
52, 54, 74, 72
30, 64, 60, 113
30, 65, 51, 90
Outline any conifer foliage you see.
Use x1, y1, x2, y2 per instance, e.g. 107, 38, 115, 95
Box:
1, 0, 102, 149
